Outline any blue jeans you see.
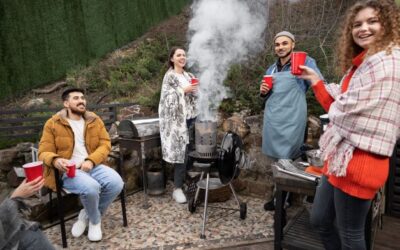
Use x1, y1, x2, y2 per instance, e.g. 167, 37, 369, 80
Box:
174, 163, 186, 188
310, 176, 372, 250
62, 164, 124, 224
18, 229, 55, 250
172, 117, 196, 188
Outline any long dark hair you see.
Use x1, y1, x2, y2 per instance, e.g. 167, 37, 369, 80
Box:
167, 46, 185, 69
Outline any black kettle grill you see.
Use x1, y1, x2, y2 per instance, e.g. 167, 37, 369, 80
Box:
187, 124, 247, 239
218, 132, 244, 184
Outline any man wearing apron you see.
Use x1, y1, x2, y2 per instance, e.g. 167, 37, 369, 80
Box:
260, 31, 323, 212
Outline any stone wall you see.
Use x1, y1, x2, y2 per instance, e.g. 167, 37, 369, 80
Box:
219, 114, 275, 201
219, 113, 321, 203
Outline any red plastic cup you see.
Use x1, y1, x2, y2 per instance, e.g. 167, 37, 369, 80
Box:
291, 51, 307, 75
263, 75, 273, 89
66, 162, 76, 178
22, 161, 43, 182
191, 77, 199, 85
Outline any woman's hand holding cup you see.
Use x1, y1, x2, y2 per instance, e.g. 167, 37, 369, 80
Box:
11, 177, 44, 199
183, 83, 198, 94
298, 65, 322, 86
184, 77, 199, 94
191, 81, 199, 94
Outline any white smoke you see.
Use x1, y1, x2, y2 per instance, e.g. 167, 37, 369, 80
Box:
187, 0, 268, 121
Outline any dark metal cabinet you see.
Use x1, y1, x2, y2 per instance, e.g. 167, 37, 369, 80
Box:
386, 140, 400, 217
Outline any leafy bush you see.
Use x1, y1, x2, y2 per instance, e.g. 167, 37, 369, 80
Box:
218, 39, 338, 117
64, 34, 179, 111
64, 22, 337, 118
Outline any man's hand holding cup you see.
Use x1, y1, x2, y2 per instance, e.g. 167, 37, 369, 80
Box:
260, 75, 273, 95
53, 158, 70, 172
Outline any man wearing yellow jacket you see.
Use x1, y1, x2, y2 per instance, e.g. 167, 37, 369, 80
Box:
38, 88, 123, 242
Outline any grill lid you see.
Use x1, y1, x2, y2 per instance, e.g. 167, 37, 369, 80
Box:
218, 132, 243, 184
118, 118, 159, 138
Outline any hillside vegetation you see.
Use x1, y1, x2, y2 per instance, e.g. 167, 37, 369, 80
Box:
0, 0, 188, 100
3, 0, 360, 117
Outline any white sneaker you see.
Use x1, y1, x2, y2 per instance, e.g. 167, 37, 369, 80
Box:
71, 209, 88, 237
172, 188, 187, 203
88, 221, 102, 241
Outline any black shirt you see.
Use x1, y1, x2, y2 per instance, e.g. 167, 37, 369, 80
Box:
276, 58, 291, 72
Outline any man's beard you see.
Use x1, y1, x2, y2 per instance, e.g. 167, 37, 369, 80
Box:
277, 49, 293, 59
70, 105, 86, 115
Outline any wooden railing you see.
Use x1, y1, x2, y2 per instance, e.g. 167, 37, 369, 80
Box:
0, 103, 137, 141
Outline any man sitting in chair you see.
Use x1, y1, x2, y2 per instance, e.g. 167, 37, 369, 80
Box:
38, 88, 124, 241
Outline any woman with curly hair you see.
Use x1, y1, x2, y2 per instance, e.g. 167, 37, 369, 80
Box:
299, 0, 400, 249
158, 47, 198, 203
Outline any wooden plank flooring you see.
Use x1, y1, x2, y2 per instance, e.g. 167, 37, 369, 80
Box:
374, 215, 400, 250
225, 215, 400, 250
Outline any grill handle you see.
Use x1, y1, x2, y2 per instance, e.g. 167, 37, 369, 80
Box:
193, 162, 212, 169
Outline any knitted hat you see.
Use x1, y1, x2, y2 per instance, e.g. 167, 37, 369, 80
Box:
274, 31, 295, 42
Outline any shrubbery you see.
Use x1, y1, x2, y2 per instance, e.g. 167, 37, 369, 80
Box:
66, 33, 336, 117
66, 36, 177, 109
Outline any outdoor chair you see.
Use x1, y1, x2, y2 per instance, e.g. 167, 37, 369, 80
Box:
31, 146, 128, 248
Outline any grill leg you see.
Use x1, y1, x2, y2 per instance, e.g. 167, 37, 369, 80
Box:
141, 142, 151, 209
200, 172, 210, 239
229, 183, 241, 207
194, 171, 204, 204
274, 187, 284, 250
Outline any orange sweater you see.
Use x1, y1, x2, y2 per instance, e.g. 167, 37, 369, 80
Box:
312, 52, 389, 199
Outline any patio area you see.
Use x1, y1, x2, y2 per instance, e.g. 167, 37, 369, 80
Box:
44, 183, 278, 249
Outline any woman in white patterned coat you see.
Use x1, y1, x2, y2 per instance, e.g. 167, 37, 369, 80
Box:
158, 47, 198, 203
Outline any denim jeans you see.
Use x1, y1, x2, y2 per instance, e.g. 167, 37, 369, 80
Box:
18, 228, 55, 250
310, 176, 372, 250
174, 163, 186, 188
173, 118, 196, 188
62, 164, 124, 224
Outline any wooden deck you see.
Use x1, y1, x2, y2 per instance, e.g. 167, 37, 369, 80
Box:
224, 215, 400, 250
374, 215, 400, 250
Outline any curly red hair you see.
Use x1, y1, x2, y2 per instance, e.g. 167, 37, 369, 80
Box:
336, 0, 400, 73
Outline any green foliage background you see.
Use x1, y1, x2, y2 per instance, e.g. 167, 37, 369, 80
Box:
0, 0, 188, 100
66, 35, 174, 109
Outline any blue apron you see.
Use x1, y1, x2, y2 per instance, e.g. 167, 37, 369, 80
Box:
262, 71, 307, 159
